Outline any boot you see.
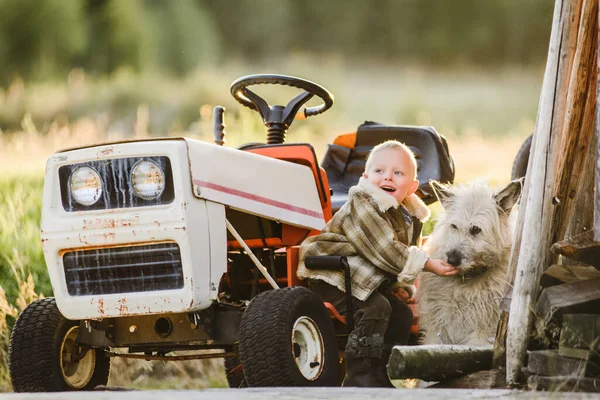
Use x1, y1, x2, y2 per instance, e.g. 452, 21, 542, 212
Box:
342, 357, 382, 387
342, 331, 391, 387
374, 345, 395, 388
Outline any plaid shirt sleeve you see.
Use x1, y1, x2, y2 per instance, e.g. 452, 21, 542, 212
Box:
341, 190, 414, 275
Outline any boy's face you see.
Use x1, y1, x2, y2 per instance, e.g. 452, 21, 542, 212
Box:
363, 148, 419, 203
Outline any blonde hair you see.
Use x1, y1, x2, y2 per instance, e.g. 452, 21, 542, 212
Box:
365, 140, 418, 179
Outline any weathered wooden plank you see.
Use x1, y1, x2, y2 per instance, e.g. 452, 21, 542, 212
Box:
559, 347, 600, 361
528, 375, 600, 392
543, 263, 600, 284
552, 230, 600, 268
387, 344, 492, 381
535, 278, 600, 331
505, 0, 570, 384
559, 313, 600, 359
527, 349, 590, 377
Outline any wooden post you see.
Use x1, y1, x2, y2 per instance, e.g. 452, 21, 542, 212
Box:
493, 0, 583, 369
565, 129, 597, 240
506, 0, 600, 385
551, 0, 598, 246
505, 0, 565, 385
595, 0, 600, 241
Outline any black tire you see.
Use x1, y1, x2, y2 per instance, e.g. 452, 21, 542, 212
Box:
224, 355, 246, 388
239, 286, 339, 387
223, 342, 247, 388
9, 298, 110, 392
511, 134, 533, 181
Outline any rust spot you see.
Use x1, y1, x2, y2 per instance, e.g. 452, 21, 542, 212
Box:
102, 232, 116, 241
78, 234, 92, 246
117, 298, 129, 315
175, 226, 187, 231
97, 299, 105, 316
99, 147, 115, 156
83, 218, 138, 230
58, 240, 178, 255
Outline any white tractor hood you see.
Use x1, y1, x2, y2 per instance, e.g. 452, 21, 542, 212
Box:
185, 139, 325, 230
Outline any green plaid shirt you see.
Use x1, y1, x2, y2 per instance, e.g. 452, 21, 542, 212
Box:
298, 177, 430, 301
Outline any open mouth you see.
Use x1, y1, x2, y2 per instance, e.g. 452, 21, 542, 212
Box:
380, 186, 396, 193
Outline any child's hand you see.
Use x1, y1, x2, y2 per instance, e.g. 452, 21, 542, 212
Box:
424, 258, 459, 277
391, 287, 411, 302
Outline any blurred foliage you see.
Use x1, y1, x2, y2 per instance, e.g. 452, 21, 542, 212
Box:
0, 0, 86, 81
0, 0, 553, 84
0, 176, 49, 305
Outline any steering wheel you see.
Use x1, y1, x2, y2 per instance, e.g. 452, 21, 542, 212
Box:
230, 74, 334, 144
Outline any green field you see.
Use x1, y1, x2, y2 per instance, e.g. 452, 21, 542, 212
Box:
0, 65, 538, 391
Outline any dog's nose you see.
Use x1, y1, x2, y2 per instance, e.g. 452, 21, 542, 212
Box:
446, 250, 462, 267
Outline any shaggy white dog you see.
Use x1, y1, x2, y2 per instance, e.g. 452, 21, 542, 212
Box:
417, 179, 522, 346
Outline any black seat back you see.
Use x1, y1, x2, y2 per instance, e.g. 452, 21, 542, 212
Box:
322, 121, 454, 213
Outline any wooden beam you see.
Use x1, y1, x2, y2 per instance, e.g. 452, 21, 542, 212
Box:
387, 345, 493, 382
534, 277, 600, 331
528, 375, 600, 392
551, 230, 600, 268
505, 0, 568, 385
526, 349, 590, 377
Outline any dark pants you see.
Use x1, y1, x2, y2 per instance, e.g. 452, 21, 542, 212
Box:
307, 279, 413, 358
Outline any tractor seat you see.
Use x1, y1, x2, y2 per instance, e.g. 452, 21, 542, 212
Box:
321, 121, 455, 214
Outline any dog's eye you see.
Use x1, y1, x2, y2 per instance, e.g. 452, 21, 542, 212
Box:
470, 226, 481, 235
450, 224, 458, 230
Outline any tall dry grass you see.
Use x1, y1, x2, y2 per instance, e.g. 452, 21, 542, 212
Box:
0, 66, 538, 391
0, 274, 43, 392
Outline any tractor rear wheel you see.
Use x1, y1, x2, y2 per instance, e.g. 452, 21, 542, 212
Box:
9, 298, 110, 392
238, 286, 339, 387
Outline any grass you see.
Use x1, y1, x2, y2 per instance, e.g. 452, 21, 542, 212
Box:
0, 63, 539, 391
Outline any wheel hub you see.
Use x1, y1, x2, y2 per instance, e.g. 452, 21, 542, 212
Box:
60, 326, 97, 389
291, 316, 324, 380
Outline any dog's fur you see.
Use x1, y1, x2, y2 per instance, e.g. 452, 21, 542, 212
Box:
417, 179, 522, 346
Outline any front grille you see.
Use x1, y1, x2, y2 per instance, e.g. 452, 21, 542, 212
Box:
63, 243, 184, 296
59, 156, 174, 212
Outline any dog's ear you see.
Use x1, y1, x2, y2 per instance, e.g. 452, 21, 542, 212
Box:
495, 178, 523, 214
429, 180, 453, 208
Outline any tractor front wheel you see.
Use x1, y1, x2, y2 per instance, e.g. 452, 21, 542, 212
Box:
9, 298, 110, 392
238, 286, 339, 387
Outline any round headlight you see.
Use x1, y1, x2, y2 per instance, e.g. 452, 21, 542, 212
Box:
131, 160, 165, 200
69, 167, 103, 206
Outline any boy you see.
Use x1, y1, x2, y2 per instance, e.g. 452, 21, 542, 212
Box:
297, 140, 458, 387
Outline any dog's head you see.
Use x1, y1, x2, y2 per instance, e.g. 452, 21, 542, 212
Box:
426, 179, 522, 275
